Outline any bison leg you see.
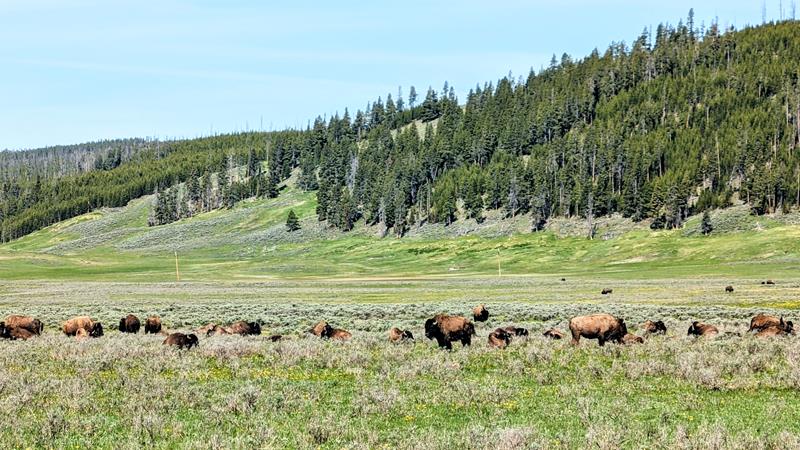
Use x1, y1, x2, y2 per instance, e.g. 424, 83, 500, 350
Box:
570, 329, 580, 346
597, 337, 606, 347
461, 335, 472, 347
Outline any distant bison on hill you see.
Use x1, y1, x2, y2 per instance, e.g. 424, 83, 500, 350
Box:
601, 288, 613, 295
163, 332, 198, 349
118, 314, 140, 333
761, 280, 776, 285
642, 320, 667, 335
687, 321, 719, 337
725, 285, 734, 293
425, 314, 475, 350
473, 305, 489, 322
63, 316, 103, 338
488, 328, 512, 349
144, 316, 162, 334
569, 314, 627, 346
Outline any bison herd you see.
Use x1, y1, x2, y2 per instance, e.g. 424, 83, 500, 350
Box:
0, 306, 795, 350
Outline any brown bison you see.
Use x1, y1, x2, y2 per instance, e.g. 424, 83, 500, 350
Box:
163, 332, 198, 349
542, 328, 565, 339
488, 328, 512, 349
687, 321, 719, 337
568, 314, 627, 346
473, 305, 489, 322
755, 326, 791, 338
725, 285, 734, 293
4, 315, 44, 336
388, 327, 414, 343
424, 314, 476, 350
622, 333, 644, 344
0, 322, 36, 340
642, 320, 667, 335
206, 325, 230, 336
144, 316, 162, 334
601, 288, 613, 295
62, 316, 103, 337
503, 326, 529, 337
197, 323, 217, 335
309, 320, 332, 337
118, 314, 140, 333
327, 328, 352, 341
748, 314, 793, 334
227, 321, 261, 336
75, 328, 89, 340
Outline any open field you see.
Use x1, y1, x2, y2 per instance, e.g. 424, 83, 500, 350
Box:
1, 278, 800, 448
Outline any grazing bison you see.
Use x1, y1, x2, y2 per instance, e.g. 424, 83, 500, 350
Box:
227, 321, 261, 336
163, 332, 198, 349
642, 320, 667, 335
687, 321, 719, 337
62, 316, 103, 337
388, 327, 414, 343
118, 314, 141, 333
424, 314, 476, 350
561, 278, 566, 282
568, 314, 627, 346
725, 285, 734, 293
622, 333, 644, 344
503, 326, 529, 338
748, 314, 793, 334
473, 305, 489, 322
144, 316, 162, 334
488, 328, 512, 349
4, 315, 44, 336
601, 288, 613, 295
761, 280, 776, 285
542, 328, 565, 340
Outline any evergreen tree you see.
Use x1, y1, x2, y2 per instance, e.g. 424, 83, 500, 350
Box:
701, 210, 713, 235
286, 209, 301, 232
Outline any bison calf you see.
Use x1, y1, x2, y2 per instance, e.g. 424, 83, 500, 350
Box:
488, 328, 512, 349
425, 314, 475, 350
163, 333, 198, 349
503, 326, 529, 338
388, 327, 414, 343
642, 320, 667, 335
622, 333, 644, 344
569, 314, 627, 346
542, 328, 565, 340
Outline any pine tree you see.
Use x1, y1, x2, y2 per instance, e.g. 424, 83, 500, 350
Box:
286, 209, 301, 232
701, 210, 713, 235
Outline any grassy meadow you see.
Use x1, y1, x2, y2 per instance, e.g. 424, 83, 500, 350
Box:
2, 188, 800, 447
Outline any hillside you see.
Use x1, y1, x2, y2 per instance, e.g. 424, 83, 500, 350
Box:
3, 18, 800, 249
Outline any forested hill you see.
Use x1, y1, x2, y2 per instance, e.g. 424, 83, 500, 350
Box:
3, 17, 800, 242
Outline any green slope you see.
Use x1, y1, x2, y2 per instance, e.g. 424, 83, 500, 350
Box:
2, 181, 800, 282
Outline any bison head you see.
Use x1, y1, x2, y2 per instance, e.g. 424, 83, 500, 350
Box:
319, 323, 334, 338
248, 322, 262, 335
0, 322, 9, 340
780, 317, 794, 334
90, 322, 104, 337
186, 334, 199, 348
118, 317, 127, 332
687, 321, 700, 336
402, 330, 414, 340
424, 318, 440, 340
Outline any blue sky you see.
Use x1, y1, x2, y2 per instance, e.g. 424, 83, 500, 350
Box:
0, 0, 777, 150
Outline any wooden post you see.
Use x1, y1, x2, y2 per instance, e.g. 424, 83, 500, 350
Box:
174, 251, 180, 282
497, 249, 501, 278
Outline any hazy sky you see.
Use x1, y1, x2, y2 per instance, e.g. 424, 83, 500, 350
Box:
0, 0, 778, 150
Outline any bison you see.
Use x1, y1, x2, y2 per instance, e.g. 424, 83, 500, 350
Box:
118, 314, 141, 333
75, 328, 89, 340
488, 328, 512, 349
725, 285, 734, 293
0, 322, 36, 340
542, 328, 565, 340
473, 305, 489, 322
761, 280, 776, 285
62, 316, 103, 337
424, 314, 476, 350
642, 320, 667, 335
388, 327, 414, 343
687, 321, 719, 337
748, 314, 793, 334
4, 315, 44, 336
268, 334, 283, 342
206, 325, 230, 336
568, 314, 627, 346
163, 332, 198, 349
503, 326, 529, 338
227, 321, 261, 336
622, 333, 644, 344
309, 320, 333, 337
601, 288, 613, 295
144, 316, 162, 334
755, 326, 791, 338
327, 328, 352, 341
